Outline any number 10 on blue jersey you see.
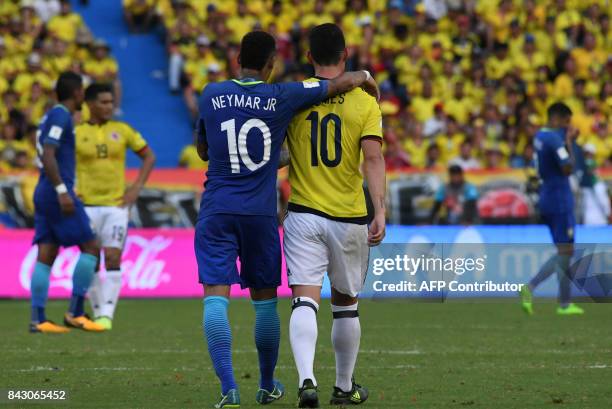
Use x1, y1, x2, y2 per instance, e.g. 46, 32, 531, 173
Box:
221, 118, 271, 173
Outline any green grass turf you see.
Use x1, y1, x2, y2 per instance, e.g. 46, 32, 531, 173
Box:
1, 299, 611, 409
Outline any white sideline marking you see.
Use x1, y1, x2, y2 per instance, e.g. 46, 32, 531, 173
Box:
361, 349, 422, 355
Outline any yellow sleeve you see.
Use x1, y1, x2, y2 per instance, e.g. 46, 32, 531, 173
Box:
46, 16, 58, 32
179, 147, 189, 165
108, 59, 119, 74
125, 125, 148, 152
361, 97, 383, 140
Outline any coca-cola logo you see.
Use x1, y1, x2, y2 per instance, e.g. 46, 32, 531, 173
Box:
20, 235, 173, 292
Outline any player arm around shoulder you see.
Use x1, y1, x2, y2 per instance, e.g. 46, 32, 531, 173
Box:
327, 70, 380, 101
362, 138, 386, 246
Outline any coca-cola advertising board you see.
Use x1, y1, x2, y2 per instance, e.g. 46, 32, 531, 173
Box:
0, 229, 293, 298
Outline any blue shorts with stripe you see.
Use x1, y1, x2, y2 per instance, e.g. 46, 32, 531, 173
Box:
541, 211, 575, 244
33, 194, 95, 247
195, 214, 282, 289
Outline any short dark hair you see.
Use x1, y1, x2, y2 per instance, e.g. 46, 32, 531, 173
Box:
547, 102, 572, 120
309, 23, 345, 66
239, 31, 276, 71
449, 164, 463, 175
55, 71, 82, 101
85, 82, 114, 101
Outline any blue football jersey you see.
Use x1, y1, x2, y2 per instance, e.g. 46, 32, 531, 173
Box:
197, 78, 329, 217
34, 105, 77, 200
534, 127, 573, 213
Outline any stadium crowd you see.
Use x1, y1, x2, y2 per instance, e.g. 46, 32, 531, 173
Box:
136, 0, 611, 171
0, 0, 121, 172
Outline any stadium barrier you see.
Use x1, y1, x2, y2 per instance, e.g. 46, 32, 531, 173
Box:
2, 226, 612, 300
1, 168, 611, 228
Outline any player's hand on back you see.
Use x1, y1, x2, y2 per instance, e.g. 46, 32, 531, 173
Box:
121, 185, 141, 207
58, 193, 75, 215
362, 76, 380, 102
368, 213, 385, 247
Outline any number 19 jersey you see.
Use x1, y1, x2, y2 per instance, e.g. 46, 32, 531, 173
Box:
197, 79, 328, 218
286, 78, 383, 222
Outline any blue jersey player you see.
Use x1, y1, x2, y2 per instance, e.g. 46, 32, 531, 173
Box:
30, 72, 105, 333
194, 31, 379, 408
520, 102, 584, 316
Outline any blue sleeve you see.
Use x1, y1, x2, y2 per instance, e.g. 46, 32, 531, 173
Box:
465, 184, 478, 200
434, 185, 446, 202
279, 80, 329, 113
549, 133, 570, 167
40, 109, 70, 146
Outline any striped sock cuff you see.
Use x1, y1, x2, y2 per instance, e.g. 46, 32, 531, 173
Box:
205, 296, 229, 306
331, 303, 359, 319
252, 297, 278, 307
292, 296, 319, 313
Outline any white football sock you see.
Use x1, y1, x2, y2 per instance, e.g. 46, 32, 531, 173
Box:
88, 273, 103, 318
331, 303, 361, 393
99, 270, 122, 319
289, 296, 319, 387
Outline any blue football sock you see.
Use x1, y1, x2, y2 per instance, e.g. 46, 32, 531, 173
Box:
204, 296, 237, 395
253, 298, 280, 391
556, 254, 572, 307
69, 253, 98, 316
529, 255, 558, 290
30, 262, 51, 322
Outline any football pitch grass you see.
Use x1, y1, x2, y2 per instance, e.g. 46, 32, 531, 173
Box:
1, 299, 611, 409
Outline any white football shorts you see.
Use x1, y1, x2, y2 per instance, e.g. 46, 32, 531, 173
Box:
85, 206, 129, 249
283, 211, 369, 297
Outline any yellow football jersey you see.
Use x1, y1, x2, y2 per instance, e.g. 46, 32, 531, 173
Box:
76, 121, 148, 206
286, 78, 383, 221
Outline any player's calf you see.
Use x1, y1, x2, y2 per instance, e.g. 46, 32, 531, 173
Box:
97, 247, 123, 322
204, 294, 238, 401
67, 252, 98, 318
251, 295, 281, 400
29, 258, 71, 334
331, 289, 362, 394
